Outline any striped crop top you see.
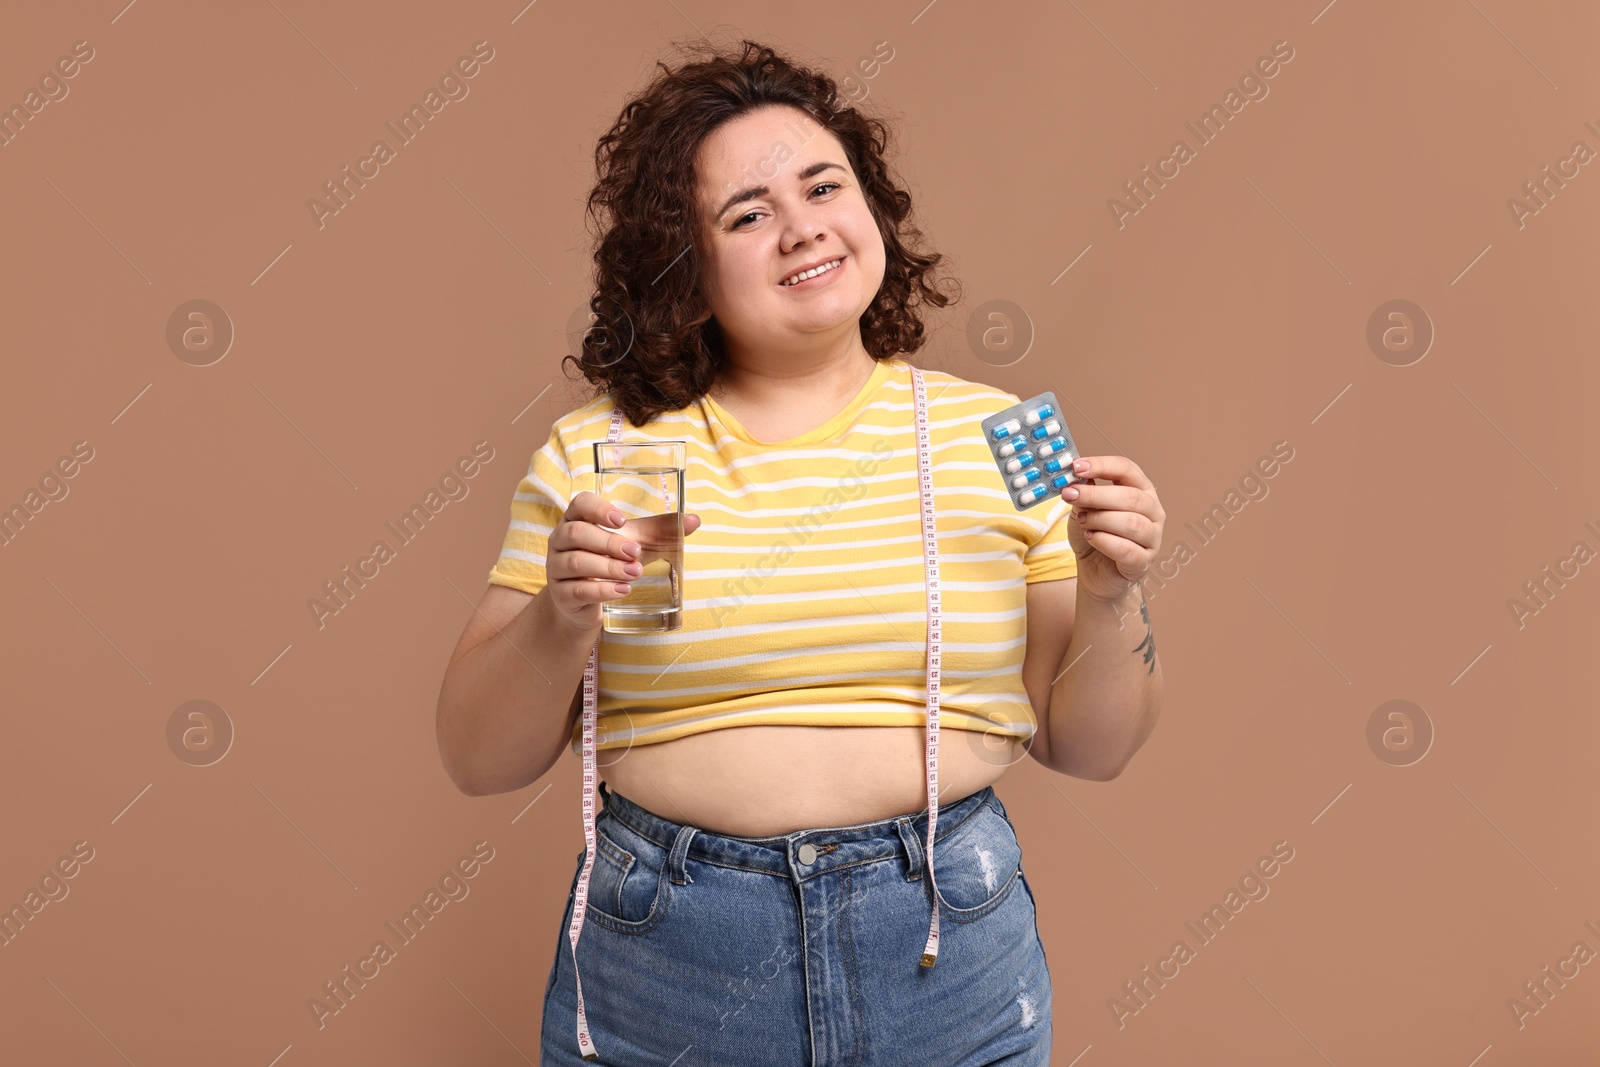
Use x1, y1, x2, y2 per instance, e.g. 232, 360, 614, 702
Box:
486, 356, 1079, 754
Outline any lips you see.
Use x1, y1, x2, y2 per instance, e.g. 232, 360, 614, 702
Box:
779, 257, 845, 286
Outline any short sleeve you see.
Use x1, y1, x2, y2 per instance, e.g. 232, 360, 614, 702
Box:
486, 422, 573, 597
1024, 492, 1079, 583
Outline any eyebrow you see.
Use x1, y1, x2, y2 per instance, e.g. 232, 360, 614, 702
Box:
714, 161, 848, 222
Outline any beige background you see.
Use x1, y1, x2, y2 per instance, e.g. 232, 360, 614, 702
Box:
2, 1, 1597, 1063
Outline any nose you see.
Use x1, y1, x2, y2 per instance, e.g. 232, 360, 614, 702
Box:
779, 205, 829, 253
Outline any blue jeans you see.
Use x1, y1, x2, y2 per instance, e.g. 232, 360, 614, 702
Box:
540, 780, 1053, 1065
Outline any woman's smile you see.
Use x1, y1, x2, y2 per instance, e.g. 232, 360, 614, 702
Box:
778, 255, 847, 290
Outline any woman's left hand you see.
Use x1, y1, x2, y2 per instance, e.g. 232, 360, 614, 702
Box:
1060, 455, 1166, 603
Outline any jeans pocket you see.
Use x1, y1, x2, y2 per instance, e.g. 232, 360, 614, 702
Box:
582, 815, 669, 933
930, 800, 1023, 922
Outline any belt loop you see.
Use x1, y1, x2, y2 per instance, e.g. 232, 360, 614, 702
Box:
895, 817, 924, 881
981, 786, 1002, 819
669, 824, 697, 885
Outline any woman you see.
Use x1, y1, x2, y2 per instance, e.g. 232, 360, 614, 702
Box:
436, 38, 1166, 1065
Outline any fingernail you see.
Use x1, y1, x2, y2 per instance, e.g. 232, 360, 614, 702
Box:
1073, 459, 1089, 473
623, 541, 640, 557
609, 510, 625, 526
624, 562, 642, 576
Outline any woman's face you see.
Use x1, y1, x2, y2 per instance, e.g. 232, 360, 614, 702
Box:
694, 105, 887, 358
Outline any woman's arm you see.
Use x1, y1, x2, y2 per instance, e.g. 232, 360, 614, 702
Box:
1040, 582, 1163, 780
435, 583, 597, 796
1026, 454, 1168, 779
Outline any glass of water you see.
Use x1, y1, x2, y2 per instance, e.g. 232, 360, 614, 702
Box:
593, 440, 686, 633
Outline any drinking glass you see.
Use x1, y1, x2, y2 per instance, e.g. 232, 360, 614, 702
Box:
593, 440, 686, 633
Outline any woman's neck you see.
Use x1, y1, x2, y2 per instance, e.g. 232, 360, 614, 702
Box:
712, 347, 878, 410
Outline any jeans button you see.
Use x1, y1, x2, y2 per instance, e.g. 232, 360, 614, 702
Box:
797, 843, 818, 865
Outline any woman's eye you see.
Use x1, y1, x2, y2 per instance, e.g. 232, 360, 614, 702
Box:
730, 183, 842, 229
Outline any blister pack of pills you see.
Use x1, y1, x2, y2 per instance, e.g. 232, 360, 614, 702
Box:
979, 391, 1081, 511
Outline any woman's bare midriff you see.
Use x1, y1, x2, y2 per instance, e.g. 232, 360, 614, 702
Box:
597, 724, 1021, 837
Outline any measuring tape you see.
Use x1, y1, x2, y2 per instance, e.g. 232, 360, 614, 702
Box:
565, 364, 945, 1060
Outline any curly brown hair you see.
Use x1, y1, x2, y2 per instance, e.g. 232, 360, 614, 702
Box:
562, 35, 961, 428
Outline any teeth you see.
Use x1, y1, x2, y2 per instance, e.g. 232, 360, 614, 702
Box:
782, 259, 842, 286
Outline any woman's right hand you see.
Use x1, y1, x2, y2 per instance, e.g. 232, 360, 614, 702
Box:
544, 490, 702, 632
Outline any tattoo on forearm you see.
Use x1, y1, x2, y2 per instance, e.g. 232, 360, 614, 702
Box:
1131, 595, 1157, 674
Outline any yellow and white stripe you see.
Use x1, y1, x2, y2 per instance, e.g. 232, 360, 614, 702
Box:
487, 357, 1078, 753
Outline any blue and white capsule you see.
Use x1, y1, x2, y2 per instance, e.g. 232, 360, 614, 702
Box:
1016, 486, 1051, 506
1024, 405, 1055, 425
1003, 450, 1036, 473
1010, 467, 1042, 489
1029, 418, 1062, 441
990, 418, 1022, 441
997, 438, 1025, 458
1036, 437, 1070, 457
